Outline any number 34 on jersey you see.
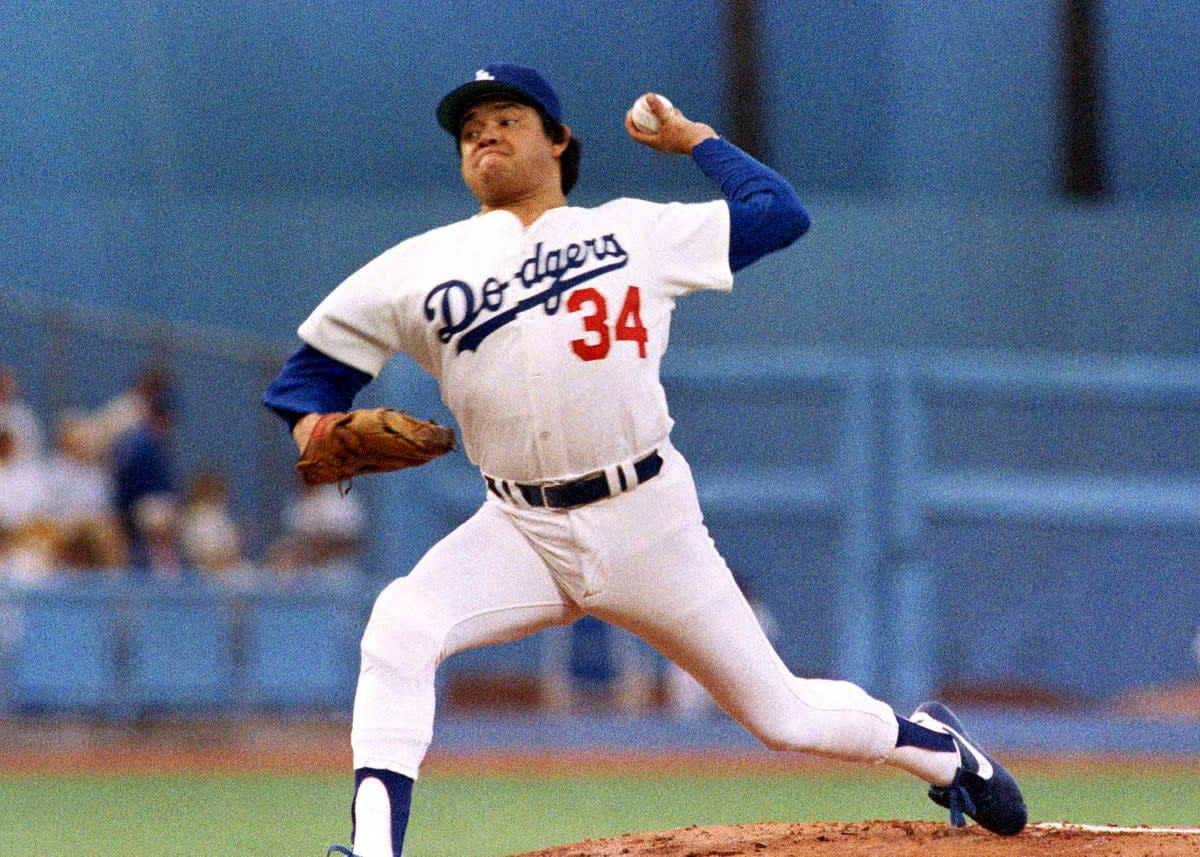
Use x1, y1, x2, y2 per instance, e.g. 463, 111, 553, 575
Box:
567, 285, 648, 362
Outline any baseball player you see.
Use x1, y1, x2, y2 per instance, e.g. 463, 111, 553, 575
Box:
262, 63, 1027, 857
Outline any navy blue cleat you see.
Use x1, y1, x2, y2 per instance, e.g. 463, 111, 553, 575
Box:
326, 847, 358, 856
911, 701, 1028, 836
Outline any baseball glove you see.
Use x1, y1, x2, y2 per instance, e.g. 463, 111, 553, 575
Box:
296, 407, 456, 489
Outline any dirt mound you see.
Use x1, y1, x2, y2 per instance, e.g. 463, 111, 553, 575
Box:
512, 820, 1200, 856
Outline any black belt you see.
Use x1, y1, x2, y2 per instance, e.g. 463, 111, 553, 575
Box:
486, 450, 663, 510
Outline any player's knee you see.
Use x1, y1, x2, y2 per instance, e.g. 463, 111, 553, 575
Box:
749, 678, 898, 761
745, 711, 865, 757
743, 719, 801, 753
360, 578, 447, 677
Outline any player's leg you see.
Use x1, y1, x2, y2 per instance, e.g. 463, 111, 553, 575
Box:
345, 500, 580, 857
594, 520, 1024, 832
562, 445, 891, 759
579, 445, 1025, 834
590, 515, 901, 760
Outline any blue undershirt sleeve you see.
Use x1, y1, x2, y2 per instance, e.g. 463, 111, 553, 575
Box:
691, 137, 810, 272
261, 343, 373, 429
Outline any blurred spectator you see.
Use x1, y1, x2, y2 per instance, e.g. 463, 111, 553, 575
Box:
0, 520, 60, 587
180, 466, 250, 583
132, 495, 183, 579
42, 412, 127, 570
540, 617, 657, 713
92, 363, 174, 454
111, 388, 182, 577
0, 424, 56, 586
267, 480, 366, 580
0, 364, 46, 462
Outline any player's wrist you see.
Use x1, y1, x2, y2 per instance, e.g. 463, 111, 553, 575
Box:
686, 125, 719, 153
292, 412, 321, 452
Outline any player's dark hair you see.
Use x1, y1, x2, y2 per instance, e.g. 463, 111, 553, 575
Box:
541, 114, 581, 196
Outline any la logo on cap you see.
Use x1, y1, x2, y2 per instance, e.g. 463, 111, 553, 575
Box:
475, 69, 494, 81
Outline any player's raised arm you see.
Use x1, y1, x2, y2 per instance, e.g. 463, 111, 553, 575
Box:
692, 138, 810, 271
624, 92, 809, 271
624, 92, 718, 154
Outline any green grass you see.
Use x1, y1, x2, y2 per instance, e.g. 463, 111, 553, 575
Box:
1, 767, 1199, 857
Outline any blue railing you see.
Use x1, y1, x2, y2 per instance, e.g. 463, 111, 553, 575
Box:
5, 347, 1200, 717
0, 578, 372, 717
882, 351, 1200, 705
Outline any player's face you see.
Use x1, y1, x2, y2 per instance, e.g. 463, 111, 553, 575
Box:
458, 99, 568, 209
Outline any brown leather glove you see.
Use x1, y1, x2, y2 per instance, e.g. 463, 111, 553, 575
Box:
296, 407, 455, 488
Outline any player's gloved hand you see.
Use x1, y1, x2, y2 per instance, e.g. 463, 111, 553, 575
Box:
624, 93, 718, 155
295, 407, 455, 490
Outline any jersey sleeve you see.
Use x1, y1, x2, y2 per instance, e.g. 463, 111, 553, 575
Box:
296, 248, 409, 377
261, 343, 372, 428
692, 137, 810, 272
640, 198, 733, 296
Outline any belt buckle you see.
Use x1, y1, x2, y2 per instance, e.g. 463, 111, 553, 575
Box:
539, 484, 552, 507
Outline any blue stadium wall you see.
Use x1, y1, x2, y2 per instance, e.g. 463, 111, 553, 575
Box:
2, 1, 1196, 353
1, 2, 1198, 714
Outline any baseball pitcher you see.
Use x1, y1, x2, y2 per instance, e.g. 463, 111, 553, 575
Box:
263, 63, 1027, 857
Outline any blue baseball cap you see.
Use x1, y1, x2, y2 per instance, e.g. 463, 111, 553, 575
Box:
436, 63, 563, 134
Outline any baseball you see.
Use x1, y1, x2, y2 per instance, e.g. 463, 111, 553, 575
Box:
631, 93, 673, 134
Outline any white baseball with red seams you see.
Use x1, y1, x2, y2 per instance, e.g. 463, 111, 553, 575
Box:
631, 93, 673, 133
297, 193, 900, 781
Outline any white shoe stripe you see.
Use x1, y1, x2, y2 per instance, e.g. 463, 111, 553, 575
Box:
910, 712, 995, 780
947, 724, 995, 780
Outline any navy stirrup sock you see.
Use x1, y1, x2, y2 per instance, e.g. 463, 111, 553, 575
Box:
895, 714, 957, 752
352, 767, 414, 855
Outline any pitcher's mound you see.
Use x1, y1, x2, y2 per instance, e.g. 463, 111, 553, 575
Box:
512, 819, 1200, 857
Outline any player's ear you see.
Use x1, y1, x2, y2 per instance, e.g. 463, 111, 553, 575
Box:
552, 124, 571, 158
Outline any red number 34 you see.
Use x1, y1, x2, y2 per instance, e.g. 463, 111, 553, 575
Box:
567, 285, 648, 361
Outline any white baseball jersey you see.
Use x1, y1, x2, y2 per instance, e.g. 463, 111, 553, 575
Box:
305, 192, 901, 808
298, 199, 732, 483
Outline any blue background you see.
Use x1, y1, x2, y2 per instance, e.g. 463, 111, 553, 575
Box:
1, 1, 1199, 715
3, 1, 1197, 354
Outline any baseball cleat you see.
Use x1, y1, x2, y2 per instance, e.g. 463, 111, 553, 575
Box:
325, 846, 358, 856
910, 700, 1028, 836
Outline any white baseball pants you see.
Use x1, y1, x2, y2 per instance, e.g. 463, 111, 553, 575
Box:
350, 442, 899, 778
